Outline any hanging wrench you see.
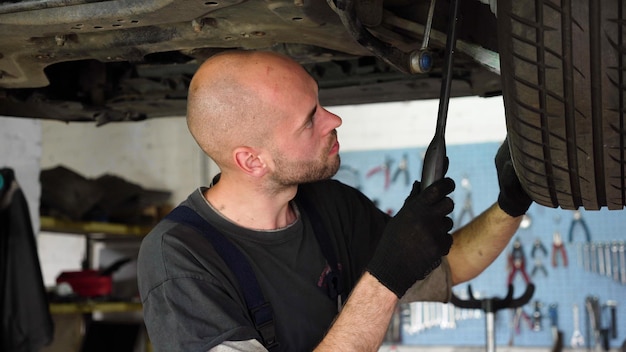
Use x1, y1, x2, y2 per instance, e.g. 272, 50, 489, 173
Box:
590, 242, 598, 273
604, 242, 613, 277
611, 242, 620, 283
585, 296, 602, 350
597, 243, 605, 276
408, 302, 424, 334
618, 242, 626, 284
571, 303, 585, 348
583, 243, 591, 272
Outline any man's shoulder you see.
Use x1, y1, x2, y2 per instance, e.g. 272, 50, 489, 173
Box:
138, 188, 207, 260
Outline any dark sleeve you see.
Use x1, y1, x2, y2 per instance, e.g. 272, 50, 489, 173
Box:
137, 221, 260, 352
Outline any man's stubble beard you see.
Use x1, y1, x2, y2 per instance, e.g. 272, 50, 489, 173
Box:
272, 153, 341, 187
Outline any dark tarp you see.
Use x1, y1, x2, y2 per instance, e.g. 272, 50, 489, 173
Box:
0, 168, 54, 351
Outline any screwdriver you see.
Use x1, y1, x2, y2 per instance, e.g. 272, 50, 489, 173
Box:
421, 0, 460, 190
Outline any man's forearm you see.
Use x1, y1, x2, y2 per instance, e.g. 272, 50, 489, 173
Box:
315, 272, 398, 352
447, 202, 522, 285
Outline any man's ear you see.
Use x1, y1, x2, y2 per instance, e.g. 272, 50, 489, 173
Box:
234, 147, 268, 177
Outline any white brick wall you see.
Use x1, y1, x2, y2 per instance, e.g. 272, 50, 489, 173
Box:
0, 116, 42, 231
40, 117, 217, 205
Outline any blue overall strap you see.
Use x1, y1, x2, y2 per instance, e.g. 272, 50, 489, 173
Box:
164, 206, 278, 350
296, 193, 345, 306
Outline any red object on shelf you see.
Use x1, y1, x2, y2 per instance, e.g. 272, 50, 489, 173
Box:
56, 270, 113, 298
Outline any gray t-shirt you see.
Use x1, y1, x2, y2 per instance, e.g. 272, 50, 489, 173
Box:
138, 179, 451, 352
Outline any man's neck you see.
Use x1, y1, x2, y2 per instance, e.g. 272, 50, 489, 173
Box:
203, 178, 298, 230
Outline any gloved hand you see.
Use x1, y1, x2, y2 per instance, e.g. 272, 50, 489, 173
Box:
367, 177, 455, 298
495, 137, 533, 217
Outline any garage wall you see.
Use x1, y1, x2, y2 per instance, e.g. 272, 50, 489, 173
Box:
40, 117, 218, 205
38, 96, 507, 207
332, 96, 506, 151
337, 142, 626, 349
37, 117, 220, 287
0, 116, 42, 231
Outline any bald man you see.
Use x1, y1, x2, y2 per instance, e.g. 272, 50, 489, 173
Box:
137, 50, 532, 351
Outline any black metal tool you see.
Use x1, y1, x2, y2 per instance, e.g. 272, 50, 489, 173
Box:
606, 300, 617, 339
451, 284, 536, 352
420, 0, 460, 190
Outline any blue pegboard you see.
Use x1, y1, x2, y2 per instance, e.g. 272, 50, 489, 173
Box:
333, 142, 626, 349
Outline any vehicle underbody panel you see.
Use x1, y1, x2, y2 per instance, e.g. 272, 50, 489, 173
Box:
0, 0, 500, 123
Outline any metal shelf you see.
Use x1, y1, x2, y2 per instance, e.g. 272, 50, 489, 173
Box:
50, 301, 142, 315
40, 216, 152, 237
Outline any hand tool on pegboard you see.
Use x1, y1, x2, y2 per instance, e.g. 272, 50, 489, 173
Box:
366, 155, 393, 190
512, 307, 532, 335
570, 303, 585, 349
585, 296, 603, 351
391, 153, 410, 186
584, 296, 617, 351
598, 242, 606, 276
531, 300, 543, 332
602, 243, 612, 279
507, 238, 531, 286
530, 238, 548, 278
617, 241, 626, 285
455, 175, 474, 228
568, 210, 592, 243
548, 304, 564, 352
590, 242, 598, 273
551, 231, 568, 267
604, 241, 626, 284
605, 300, 617, 340
420, 0, 460, 190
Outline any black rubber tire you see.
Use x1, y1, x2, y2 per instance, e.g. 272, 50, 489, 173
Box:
497, 0, 625, 210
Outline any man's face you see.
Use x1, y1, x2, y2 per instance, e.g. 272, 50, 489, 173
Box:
270, 130, 341, 186
265, 74, 342, 186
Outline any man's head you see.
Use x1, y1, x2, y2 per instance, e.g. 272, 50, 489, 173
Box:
186, 50, 342, 189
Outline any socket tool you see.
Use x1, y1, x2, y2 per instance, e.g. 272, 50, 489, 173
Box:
420, 0, 460, 190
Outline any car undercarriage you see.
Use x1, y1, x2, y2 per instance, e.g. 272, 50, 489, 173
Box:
0, 0, 500, 123
2, 0, 625, 210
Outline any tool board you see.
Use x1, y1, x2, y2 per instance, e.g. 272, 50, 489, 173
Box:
333, 141, 625, 349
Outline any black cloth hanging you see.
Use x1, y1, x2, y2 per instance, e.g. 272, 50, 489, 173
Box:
0, 168, 54, 351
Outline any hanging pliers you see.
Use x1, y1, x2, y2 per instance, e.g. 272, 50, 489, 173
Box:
366, 155, 394, 190
531, 239, 548, 258
568, 210, 591, 243
530, 239, 548, 277
552, 231, 568, 267
392, 153, 410, 186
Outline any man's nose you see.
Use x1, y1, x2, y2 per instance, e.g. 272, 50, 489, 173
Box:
323, 108, 342, 131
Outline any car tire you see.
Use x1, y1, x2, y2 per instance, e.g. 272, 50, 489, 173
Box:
497, 0, 625, 210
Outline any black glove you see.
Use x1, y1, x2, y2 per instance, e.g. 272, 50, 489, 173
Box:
495, 138, 532, 217
367, 177, 455, 298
